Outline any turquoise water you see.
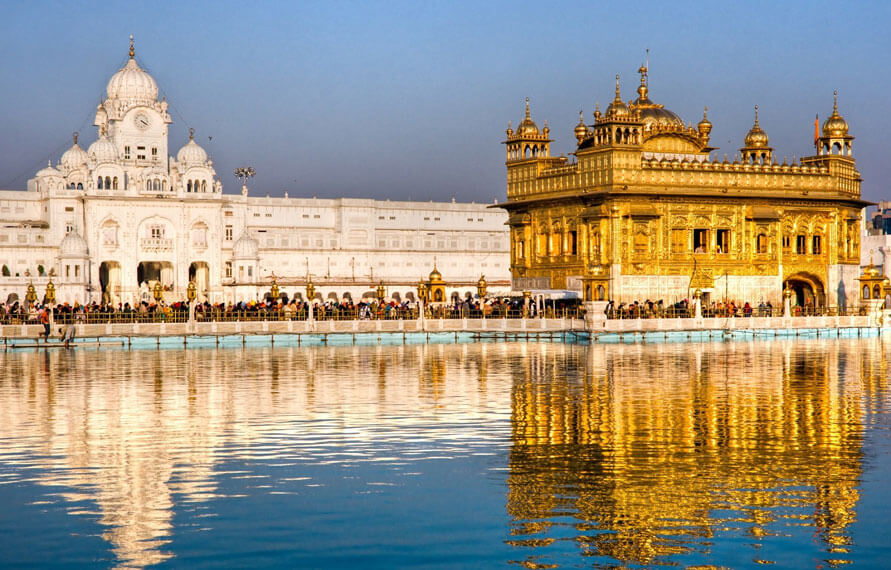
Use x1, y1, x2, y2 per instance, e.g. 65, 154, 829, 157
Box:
1, 339, 890, 568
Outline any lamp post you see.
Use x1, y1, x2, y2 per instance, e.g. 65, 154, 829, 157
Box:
306, 275, 315, 323
782, 285, 793, 317
153, 281, 163, 303
522, 290, 531, 318
693, 288, 703, 319
187, 281, 197, 323
376, 281, 386, 302
476, 274, 487, 318
45, 279, 56, 306
269, 272, 279, 303
417, 279, 428, 323
25, 281, 37, 306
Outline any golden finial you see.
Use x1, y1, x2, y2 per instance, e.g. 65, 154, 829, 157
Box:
614, 74, 621, 99
833, 90, 838, 111
189, 127, 195, 140
754, 105, 760, 125
129, 34, 134, 58
525, 97, 530, 118
703, 105, 708, 118
72, 132, 78, 145
579, 109, 584, 122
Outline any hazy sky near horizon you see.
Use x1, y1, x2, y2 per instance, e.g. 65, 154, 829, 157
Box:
1, 1, 889, 203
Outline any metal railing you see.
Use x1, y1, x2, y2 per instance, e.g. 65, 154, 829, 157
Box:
604, 304, 869, 320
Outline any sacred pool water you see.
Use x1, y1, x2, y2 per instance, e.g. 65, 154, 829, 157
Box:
1, 338, 890, 569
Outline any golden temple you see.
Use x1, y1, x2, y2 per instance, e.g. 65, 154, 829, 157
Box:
502, 63, 867, 308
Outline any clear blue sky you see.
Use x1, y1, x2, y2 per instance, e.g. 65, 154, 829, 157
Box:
0, 0, 888, 203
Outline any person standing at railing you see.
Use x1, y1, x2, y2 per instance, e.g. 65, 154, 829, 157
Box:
39, 308, 50, 341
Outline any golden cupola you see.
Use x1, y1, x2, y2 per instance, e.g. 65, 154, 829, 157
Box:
574, 110, 588, 143
515, 98, 540, 136
605, 75, 631, 120
822, 91, 849, 137
741, 105, 773, 164
629, 63, 684, 129
817, 91, 854, 157
697, 106, 712, 137
503, 97, 552, 162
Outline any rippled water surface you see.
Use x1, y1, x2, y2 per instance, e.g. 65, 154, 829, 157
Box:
1, 339, 891, 569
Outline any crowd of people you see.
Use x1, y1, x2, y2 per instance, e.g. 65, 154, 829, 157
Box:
0, 296, 587, 327
604, 298, 789, 319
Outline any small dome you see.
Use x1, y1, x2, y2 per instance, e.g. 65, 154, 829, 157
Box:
574, 110, 588, 143
233, 232, 259, 259
606, 75, 631, 120
177, 129, 208, 166
515, 97, 539, 136
744, 106, 770, 148
36, 161, 61, 178
697, 107, 712, 135
59, 231, 88, 257
429, 266, 442, 281
106, 56, 159, 104
823, 92, 849, 137
88, 135, 119, 164
60, 134, 89, 170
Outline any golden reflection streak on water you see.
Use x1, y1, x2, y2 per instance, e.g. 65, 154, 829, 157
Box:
0, 343, 517, 569
506, 338, 891, 568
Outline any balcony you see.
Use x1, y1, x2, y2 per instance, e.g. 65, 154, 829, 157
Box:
139, 237, 174, 252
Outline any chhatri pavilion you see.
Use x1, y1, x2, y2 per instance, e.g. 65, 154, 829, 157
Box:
501, 63, 866, 308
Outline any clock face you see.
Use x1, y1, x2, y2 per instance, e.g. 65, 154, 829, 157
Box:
134, 113, 150, 130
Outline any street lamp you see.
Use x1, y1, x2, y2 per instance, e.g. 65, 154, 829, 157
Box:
376, 281, 386, 301
153, 281, 163, 302
306, 276, 315, 301
25, 282, 37, 306
45, 280, 56, 305
476, 274, 487, 298
269, 272, 279, 302
187, 281, 197, 302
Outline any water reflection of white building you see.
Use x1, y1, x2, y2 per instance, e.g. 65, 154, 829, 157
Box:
0, 343, 514, 568
0, 39, 510, 306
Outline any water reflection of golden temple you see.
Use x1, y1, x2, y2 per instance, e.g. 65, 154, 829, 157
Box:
502, 63, 868, 308
507, 341, 885, 567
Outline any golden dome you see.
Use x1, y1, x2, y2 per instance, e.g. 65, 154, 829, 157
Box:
515, 97, 539, 136
697, 106, 712, 136
864, 263, 880, 277
822, 91, 849, 137
744, 106, 770, 148
629, 67, 684, 128
606, 75, 631, 119
429, 265, 442, 282
574, 110, 588, 143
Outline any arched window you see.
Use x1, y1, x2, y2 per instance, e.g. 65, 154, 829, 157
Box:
201, 180, 207, 192
97, 177, 103, 189
112, 176, 118, 190
77, 183, 83, 190
105, 176, 111, 189
187, 180, 192, 192
874, 284, 881, 299
145, 180, 150, 191
153, 179, 160, 192
863, 285, 871, 300
162, 180, 167, 191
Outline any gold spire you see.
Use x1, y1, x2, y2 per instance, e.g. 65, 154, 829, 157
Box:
189, 127, 195, 140
637, 49, 649, 100
73, 132, 78, 145
129, 34, 134, 58
525, 97, 531, 119
614, 74, 621, 101
697, 106, 712, 137
822, 90, 849, 137
744, 105, 769, 148
574, 110, 588, 143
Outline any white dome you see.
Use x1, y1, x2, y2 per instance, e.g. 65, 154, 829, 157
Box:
36, 162, 61, 178
106, 58, 158, 103
61, 140, 89, 170
233, 232, 259, 259
59, 231, 88, 257
88, 136, 119, 164
177, 136, 208, 166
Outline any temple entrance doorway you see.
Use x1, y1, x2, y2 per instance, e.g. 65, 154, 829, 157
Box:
99, 261, 122, 304
784, 273, 825, 310
189, 261, 210, 298
137, 261, 174, 289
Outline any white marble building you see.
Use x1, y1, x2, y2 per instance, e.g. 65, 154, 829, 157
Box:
0, 40, 510, 306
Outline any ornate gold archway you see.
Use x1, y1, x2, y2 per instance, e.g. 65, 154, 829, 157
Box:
783, 272, 825, 308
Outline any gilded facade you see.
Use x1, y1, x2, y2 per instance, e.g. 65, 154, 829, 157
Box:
502, 65, 866, 307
